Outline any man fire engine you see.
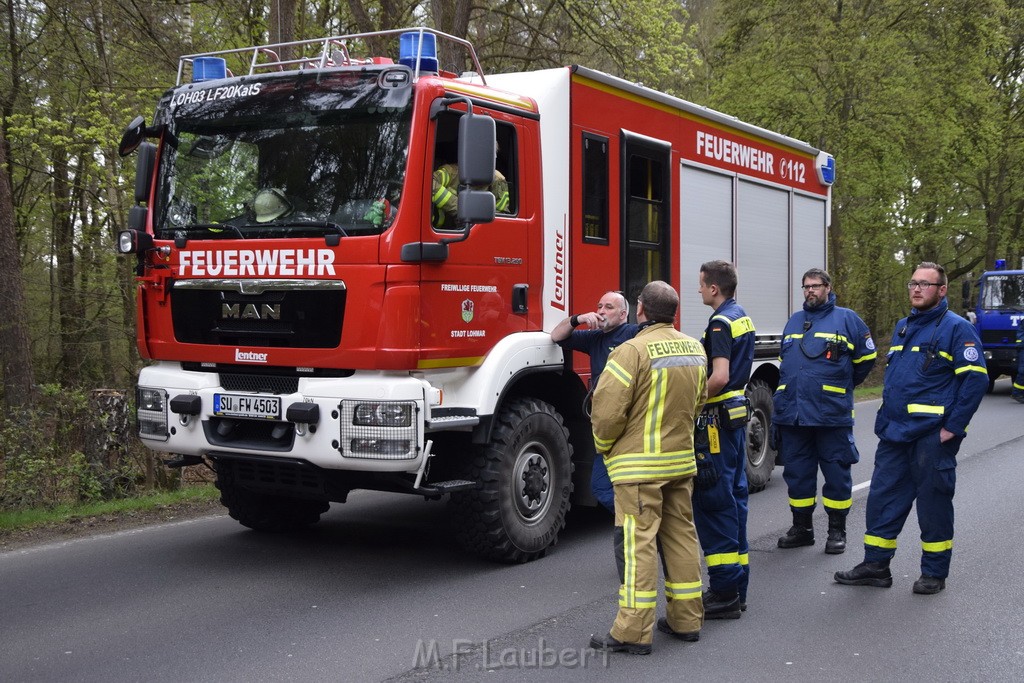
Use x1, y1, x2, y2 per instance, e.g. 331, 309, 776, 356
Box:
117, 28, 834, 562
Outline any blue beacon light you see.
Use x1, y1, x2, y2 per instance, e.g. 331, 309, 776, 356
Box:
398, 32, 439, 74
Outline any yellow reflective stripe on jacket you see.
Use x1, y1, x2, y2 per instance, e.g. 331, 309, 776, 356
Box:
853, 351, 877, 364
432, 184, 454, 207
727, 405, 747, 420
621, 514, 637, 607
665, 580, 702, 600
705, 551, 740, 567
789, 496, 815, 509
645, 368, 668, 454
494, 190, 509, 212
739, 552, 748, 566
955, 365, 987, 375
593, 432, 616, 453
706, 388, 745, 405
922, 539, 953, 553
605, 452, 697, 483
785, 333, 805, 341
938, 350, 953, 361
822, 385, 847, 394
605, 359, 633, 387
812, 332, 851, 348
822, 496, 852, 510
908, 403, 945, 416
865, 534, 898, 549
890, 345, 904, 352
777, 383, 787, 391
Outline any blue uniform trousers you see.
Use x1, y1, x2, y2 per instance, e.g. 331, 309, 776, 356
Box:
1013, 335, 1024, 401
864, 432, 962, 578
693, 424, 749, 597
779, 426, 856, 515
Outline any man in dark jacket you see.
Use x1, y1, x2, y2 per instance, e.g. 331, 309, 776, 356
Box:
835, 262, 987, 594
773, 268, 876, 554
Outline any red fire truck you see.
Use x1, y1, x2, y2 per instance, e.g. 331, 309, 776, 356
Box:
117, 28, 832, 562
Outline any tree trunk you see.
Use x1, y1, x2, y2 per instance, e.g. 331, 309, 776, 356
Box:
0, 126, 35, 408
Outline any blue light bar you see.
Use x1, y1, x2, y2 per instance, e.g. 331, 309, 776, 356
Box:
995, 259, 1006, 270
193, 57, 227, 82
398, 32, 438, 74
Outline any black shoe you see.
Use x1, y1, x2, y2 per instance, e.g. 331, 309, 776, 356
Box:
825, 528, 847, 554
702, 589, 742, 619
778, 524, 815, 548
589, 632, 651, 655
740, 600, 747, 612
656, 617, 700, 642
912, 575, 946, 594
834, 561, 893, 587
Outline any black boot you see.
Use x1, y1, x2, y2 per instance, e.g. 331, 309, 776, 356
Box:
778, 511, 814, 548
912, 575, 946, 594
702, 588, 742, 619
834, 560, 893, 587
825, 510, 847, 554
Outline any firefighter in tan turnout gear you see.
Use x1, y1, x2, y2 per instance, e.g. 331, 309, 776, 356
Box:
588, 281, 708, 655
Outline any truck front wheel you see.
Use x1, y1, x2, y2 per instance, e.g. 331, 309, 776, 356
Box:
450, 398, 574, 563
745, 380, 776, 493
216, 467, 329, 533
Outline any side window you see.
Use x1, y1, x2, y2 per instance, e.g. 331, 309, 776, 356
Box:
431, 112, 518, 231
582, 133, 609, 243
621, 130, 671, 312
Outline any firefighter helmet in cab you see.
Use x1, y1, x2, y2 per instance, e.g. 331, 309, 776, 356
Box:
254, 188, 292, 223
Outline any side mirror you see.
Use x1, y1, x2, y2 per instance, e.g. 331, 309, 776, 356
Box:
135, 142, 157, 203
119, 116, 147, 157
457, 113, 495, 186
458, 188, 495, 225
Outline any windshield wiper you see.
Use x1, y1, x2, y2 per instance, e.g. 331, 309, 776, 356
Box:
273, 220, 347, 246
170, 223, 245, 247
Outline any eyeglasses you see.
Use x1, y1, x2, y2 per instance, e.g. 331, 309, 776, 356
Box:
907, 281, 941, 290
801, 284, 826, 291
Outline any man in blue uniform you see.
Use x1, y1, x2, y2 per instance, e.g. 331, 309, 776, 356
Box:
774, 268, 876, 554
1013, 324, 1024, 403
552, 291, 639, 512
694, 260, 754, 618
835, 262, 987, 594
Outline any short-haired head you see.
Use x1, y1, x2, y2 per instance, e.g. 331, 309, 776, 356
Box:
915, 261, 947, 286
638, 281, 678, 323
700, 260, 738, 297
802, 268, 832, 288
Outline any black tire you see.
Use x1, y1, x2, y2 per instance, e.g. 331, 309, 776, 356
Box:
450, 398, 574, 563
216, 468, 328, 533
745, 380, 776, 493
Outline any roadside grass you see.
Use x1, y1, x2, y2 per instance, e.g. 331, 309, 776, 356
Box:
0, 484, 219, 532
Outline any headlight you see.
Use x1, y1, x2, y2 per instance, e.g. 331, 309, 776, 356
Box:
136, 386, 169, 441
340, 400, 418, 460
353, 402, 413, 427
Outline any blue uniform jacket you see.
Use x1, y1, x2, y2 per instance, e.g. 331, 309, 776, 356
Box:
701, 298, 755, 407
875, 298, 988, 442
773, 293, 876, 427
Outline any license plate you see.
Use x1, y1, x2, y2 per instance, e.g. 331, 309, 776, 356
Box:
213, 393, 281, 420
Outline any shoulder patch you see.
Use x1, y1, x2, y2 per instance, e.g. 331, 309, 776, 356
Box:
866, 337, 875, 351
963, 346, 979, 363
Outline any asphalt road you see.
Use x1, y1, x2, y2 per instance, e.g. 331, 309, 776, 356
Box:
2, 381, 1023, 682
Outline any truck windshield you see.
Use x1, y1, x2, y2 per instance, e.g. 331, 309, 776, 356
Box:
981, 273, 1024, 311
154, 69, 413, 240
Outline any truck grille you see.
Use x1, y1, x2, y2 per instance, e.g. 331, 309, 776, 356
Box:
171, 279, 344, 348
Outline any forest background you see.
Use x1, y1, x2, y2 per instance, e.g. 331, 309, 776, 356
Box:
0, 0, 1021, 510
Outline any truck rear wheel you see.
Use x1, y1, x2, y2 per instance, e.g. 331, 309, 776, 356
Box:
745, 380, 776, 493
216, 468, 329, 533
450, 398, 574, 563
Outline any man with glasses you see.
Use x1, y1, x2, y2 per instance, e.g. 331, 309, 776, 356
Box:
773, 269, 876, 554
835, 262, 987, 594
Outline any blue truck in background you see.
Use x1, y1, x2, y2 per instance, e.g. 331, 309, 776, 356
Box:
964, 259, 1024, 392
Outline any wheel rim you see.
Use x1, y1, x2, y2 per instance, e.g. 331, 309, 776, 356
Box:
747, 409, 767, 468
512, 440, 552, 524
